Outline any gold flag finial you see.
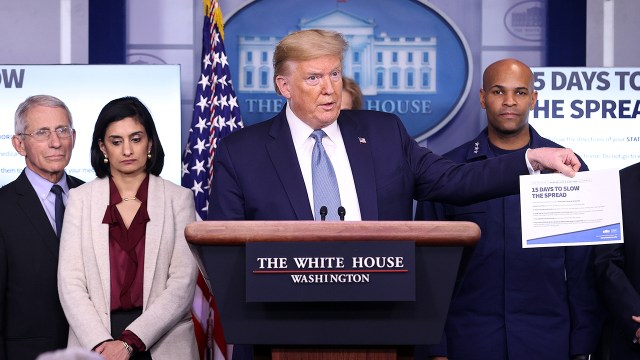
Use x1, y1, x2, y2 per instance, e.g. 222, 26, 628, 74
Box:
202, 0, 212, 16
213, 1, 225, 40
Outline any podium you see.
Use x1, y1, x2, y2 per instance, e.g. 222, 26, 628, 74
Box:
185, 221, 479, 360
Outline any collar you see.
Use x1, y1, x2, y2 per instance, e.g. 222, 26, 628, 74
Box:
464, 125, 542, 160
24, 167, 69, 200
285, 102, 340, 145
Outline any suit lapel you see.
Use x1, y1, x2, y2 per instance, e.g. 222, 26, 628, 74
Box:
338, 114, 379, 220
143, 175, 163, 308
266, 110, 313, 220
91, 177, 112, 311
65, 174, 83, 189
14, 171, 60, 256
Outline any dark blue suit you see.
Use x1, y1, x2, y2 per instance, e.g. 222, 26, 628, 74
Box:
415, 127, 602, 359
0, 170, 83, 360
208, 107, 530, 221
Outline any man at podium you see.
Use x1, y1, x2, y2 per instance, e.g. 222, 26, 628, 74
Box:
207, 29, 581, 223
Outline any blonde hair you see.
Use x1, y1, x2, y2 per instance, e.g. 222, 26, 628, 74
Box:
342, 76, 364, 110
272, 29, 348, 95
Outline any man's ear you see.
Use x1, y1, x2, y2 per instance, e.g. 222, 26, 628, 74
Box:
12, 135, 26, 156
479, 89, 487, 110
276, 75, 291, 99
530, 90, 538, 110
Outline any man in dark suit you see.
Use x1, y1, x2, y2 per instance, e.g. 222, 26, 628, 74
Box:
415, 59, 601, 360
208, 29, 580, 222
595, 162, 640, 359
0, 95, 83, 359
208, 27, 585, 360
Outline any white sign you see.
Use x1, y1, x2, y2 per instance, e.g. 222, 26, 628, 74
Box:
0, 65, 182, 186
520, 169, 623, 248
530, 67, 640, 171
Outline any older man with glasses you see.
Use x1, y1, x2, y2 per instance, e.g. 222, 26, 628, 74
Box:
0, 95, 84, 359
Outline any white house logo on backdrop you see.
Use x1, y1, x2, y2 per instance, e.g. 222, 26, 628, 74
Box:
504, 0, 545, 41
238, 10, 438, 96
127, 54, 167, 65
225, 0, 472, 141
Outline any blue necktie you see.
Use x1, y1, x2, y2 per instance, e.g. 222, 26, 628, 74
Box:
50, 184, 65, 239
310, 130, 341, 220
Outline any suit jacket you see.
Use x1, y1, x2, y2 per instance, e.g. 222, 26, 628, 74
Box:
415, 127, 602, 359
57, 175, 198, 360
0, 170, 83, 360
595, 161, 640, 358
208, 107, 530, 221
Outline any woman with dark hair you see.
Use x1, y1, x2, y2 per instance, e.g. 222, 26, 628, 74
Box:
58, 97, 198, 359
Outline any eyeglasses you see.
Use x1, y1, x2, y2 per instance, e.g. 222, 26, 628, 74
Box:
18, 126, 74, 141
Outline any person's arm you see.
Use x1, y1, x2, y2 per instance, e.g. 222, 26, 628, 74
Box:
124, 187, 198, 349
392, 115, 579, 205
58, 186, 113, 349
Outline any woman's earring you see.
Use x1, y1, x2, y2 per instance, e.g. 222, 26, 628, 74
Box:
103, 154, 109, 164
147, 151, 152, 160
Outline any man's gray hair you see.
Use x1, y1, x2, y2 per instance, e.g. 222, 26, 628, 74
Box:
14, 95, 73, 134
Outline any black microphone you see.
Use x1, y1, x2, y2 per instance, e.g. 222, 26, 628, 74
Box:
319, 206, 328, 221
338, 206, 346, 221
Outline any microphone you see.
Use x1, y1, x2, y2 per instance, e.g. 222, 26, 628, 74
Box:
338, 206, 346, 221
319, 206, 328, 221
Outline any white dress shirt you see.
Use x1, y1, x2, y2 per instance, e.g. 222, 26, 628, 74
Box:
286, 104, 362, 221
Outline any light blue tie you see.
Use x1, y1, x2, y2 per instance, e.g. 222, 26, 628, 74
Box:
311, 130, 341, 221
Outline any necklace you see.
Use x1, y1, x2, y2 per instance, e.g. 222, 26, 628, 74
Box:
122, 196, 137, 201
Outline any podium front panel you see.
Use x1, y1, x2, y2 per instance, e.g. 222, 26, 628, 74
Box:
195, 244, 462, 345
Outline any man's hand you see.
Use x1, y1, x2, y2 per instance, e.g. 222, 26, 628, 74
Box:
527, 148, 581, 177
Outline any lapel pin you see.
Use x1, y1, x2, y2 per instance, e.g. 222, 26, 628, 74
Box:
358, 137, 367, 144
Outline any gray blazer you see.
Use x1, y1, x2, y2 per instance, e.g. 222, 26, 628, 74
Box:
57, 175, 198, 359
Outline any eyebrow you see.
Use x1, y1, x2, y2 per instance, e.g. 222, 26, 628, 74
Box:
107, 131, 144, 139
306, 67, 341, 75
32, 125, 68, 131
490, 85, 529, 91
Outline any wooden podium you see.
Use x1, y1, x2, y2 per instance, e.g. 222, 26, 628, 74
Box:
185, 221, 479, 360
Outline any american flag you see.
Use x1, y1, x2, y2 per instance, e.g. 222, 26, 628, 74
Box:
182, 0, 243, 359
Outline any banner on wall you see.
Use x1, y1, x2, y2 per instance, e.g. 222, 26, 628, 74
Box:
530, 67, 640, 171
0, 65, 182, 187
